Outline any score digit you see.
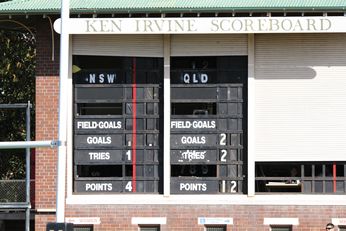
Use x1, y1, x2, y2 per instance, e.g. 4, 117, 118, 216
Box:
219, 133, 227, 145
125, 181, 132, 191
126, 150, 131, 161
220, 149, 227, 162
230, 180, 237, 193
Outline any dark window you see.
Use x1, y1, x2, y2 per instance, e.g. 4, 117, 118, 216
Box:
139, 226, 160, 231
73, 226, 93, 231
270, 226, 292, 231
339, 226, 346, 231
255, 162, 346, 194
206, 225, 227, 231
171, 103, 216, 115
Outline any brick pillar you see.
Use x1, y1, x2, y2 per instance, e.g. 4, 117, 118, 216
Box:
34, 17, 61, 231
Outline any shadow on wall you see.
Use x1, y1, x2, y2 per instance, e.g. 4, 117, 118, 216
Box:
254, 33, 346, 79
255, 66, 317, 79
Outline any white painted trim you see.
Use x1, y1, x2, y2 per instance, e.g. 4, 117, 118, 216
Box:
65, 217, 101, 225
332, 218, 346, 226
198, 217, 233, 225
66, 194, 346, 205
131, 217, 166, 225
56, 0, 70, 221
163, 34, 171, 196
54, 17, 346, 34
36, 208, 56, 213
66, 35, 73, 199
247, 33, 255, 197
264, 218, 299, 225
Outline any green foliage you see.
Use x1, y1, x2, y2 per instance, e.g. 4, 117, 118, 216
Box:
0, 29, 35, 141
0, 29, 36, 180
0, 152, 26, 180
0, 30, 35, 104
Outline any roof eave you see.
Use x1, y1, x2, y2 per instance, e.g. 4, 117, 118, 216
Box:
0, 6, 345, 16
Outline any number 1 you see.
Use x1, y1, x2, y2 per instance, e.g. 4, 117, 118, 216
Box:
126, 150, 131, 161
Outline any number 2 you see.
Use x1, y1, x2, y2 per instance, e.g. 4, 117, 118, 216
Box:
220, 133, 226, 145
220, 149, 227, 162
230, 181, 237, 193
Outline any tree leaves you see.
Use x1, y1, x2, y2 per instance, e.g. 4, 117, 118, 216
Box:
0, 29, 36, 180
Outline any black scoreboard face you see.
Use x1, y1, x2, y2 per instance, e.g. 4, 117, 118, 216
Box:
170, 56, 247, 194
72, 55, 247, 194
73, 56, 163, 193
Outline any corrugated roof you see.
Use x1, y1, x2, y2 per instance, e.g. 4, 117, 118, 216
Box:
0, 0, 346, 14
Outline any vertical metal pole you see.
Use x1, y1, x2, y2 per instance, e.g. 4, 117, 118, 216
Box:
163, 34, 171, 196
56, 0, 70, 223
25, 101, 31, 231
247, 34, 255, 197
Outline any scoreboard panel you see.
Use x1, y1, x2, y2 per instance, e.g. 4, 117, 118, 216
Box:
72, 55, 247, 195
73, 56, 163, 193
170, 56, 247, 194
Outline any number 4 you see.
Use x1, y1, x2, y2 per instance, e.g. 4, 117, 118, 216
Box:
125, 181, 132, 191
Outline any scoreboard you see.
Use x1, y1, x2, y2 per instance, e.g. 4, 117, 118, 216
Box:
72, 55, 247, 195
170, 56, 246, 194
73, 57, 163, 193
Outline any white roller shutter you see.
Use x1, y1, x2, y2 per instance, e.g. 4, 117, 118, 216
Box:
255, 34, 346, 161
72, 35, 163, 57
171, 34, 247, 56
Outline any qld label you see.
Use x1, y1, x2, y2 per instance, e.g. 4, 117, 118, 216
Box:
171, 119, 216, 131
171, 179, 219, 194
74, 149, 123, 164
171, 134, 218, 147
171, 149, 217, 163
75, 119, 123, 131
181, 72, 208, 84
75, 134, 123, 148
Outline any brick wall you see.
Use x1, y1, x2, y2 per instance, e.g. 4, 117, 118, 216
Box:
61, 204, 344, 231
34, 17, 60, 230
35, 76, 59, 208
35, 214, 56, 231
36, 16, 60, 77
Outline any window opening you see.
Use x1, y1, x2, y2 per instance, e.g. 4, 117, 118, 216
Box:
338, 226, 346, 231
270, 226, 292, 231
255, 162, 346, 193
139, 225, 160, 231
73, 226, 93, 231
205, 225, 227, 231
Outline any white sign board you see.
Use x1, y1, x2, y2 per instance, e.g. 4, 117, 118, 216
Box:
332, 218, 346, 225
54, 17, 346, 34
65, 217, 101, 224
198, 217, 233, 225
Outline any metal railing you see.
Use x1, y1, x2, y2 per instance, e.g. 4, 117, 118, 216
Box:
0, 102, 58, 231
